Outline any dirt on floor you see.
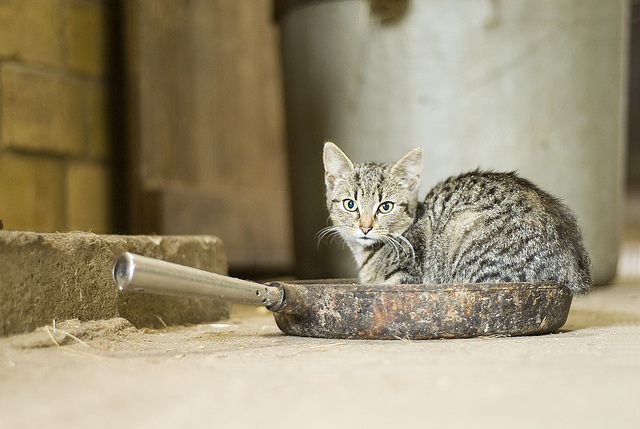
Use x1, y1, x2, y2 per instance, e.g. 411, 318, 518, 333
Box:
1, 283, 639, 429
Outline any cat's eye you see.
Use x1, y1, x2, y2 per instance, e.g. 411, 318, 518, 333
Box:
378, 201, 394, 214
343, 199, 358, 212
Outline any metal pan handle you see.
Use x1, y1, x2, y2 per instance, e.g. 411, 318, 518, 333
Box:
112, 252, 284, 309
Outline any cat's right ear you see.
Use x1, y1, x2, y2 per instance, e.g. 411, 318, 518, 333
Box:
391, 147, 423, 192
323, 142, 354, 188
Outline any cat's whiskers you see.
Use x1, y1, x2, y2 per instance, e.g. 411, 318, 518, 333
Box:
315, 226, 341, 248
374, 228, 415, 264
316, 225, 355, 250
394, 233, 416, 262
379, 234, 402, 263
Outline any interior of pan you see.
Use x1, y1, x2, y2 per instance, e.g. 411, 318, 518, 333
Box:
268, 280, 573, 340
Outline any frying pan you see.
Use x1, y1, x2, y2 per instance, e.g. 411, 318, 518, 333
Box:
112, 252, 572, 340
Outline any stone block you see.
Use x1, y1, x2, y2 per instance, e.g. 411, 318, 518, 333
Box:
64, 0, 106, 76
0, 64, 85, 155
66, 162, 113, 233
0, 0, 63, 67
0, 231, 230, 336
0, 153, 65, 232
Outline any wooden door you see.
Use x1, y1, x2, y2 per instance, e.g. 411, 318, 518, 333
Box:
124, 0, 293, 272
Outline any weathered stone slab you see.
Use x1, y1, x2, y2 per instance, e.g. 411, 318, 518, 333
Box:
0, 231, 230, 336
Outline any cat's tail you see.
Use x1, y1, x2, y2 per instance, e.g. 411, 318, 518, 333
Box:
564, 248, 593, 295
555, 222, 593, 295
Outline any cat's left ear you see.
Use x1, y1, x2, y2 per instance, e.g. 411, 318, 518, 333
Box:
391, 147, 422, 192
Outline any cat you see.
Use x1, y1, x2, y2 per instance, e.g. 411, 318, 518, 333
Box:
321, 142, 592, 294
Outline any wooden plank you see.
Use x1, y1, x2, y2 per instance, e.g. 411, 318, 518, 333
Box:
125, 0, 293, 271
144, 186, 293, 270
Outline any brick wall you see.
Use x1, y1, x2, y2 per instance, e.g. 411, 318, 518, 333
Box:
0, 0, 112, 233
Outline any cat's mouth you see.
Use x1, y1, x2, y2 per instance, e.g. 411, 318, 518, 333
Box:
357, 235, 378, 246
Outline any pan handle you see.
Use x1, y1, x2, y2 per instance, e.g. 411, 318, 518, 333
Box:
112, 252, 284, 310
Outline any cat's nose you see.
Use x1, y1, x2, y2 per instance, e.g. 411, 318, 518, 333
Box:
360, 226, 373, 235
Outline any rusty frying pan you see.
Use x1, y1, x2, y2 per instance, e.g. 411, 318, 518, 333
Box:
112, 252, 572, 340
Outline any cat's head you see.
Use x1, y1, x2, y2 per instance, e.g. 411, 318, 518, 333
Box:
322, 142, 422, 248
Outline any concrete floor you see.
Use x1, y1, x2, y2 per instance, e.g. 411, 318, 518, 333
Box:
1, 279, 639, 429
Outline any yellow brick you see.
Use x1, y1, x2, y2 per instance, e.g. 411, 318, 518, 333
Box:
66, 162, 113, 233
64, 0, 106, 76
0, 0, 63, 67
87, 85, 110, 160
0, 153, 65, 232
1, 65, 85, 155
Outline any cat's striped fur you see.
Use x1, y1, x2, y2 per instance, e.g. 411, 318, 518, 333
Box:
322, 142, 592, 294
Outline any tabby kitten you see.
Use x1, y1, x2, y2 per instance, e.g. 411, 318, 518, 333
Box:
322, 142, 592, 294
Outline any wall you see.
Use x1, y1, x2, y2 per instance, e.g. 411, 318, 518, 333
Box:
0, 0, 112, 233
280, 0, 628, 283
629, 0, 640, 189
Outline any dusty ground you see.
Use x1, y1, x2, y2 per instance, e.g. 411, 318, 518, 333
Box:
1, 281, 639, 429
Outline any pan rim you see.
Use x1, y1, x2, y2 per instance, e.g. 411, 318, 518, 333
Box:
270, 279, 566, 293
